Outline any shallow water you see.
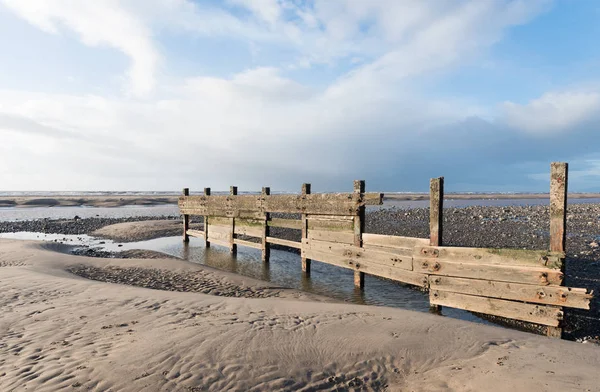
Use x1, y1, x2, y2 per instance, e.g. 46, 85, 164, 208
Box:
0, 231, 487, 326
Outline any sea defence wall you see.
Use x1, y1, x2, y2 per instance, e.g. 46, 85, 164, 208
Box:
179, 162, 593, 338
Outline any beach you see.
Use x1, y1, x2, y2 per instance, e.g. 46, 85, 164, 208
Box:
1, 239, 600, 391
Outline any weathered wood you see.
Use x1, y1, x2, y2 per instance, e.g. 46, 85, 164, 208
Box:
301, 183, 311, 274
203, 188, 211, 248
303, 240, 427, 287
234, 224, 263, 238
307, 217, 354, 231
262, 187, 270, 263
230, 186, 237, 254
186, 229, 204, 238
204, 238, 231, 249
430, 290, 563, 327
233, 238, 263, 250
207, 229, 230, 242
417, 258, 563, 286
304, 239, 413, 271
183, 188, 190, 243
550, 162, 568, 253
354, 180, 366, 289
178, 192, 384, 216
266, 236, 302, 249
430, 177, 443, 246
267, 218, 303, 230
416, 246, 564, 269
429, 276, 592, 309
363, 233, 429, 249
307, 229, 355, 244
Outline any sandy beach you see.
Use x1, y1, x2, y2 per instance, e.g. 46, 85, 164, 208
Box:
0, 239, 599, 391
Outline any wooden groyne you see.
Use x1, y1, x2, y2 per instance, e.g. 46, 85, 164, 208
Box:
179, 162, 593, 338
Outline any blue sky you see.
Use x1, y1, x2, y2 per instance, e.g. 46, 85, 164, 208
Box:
0, 0, 599, 192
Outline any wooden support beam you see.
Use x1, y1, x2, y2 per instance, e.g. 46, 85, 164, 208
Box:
548, 162, 568, 338
230, 186, 237, 254
182, 188, 190, 242
429, 177, 444, 314
262, 187, 270, 263
354, 180, 365, 289
203, 188, 211, 248
301, 183, 311, 275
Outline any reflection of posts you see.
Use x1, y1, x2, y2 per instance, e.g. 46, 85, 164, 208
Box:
353, 180, 365, 289
182, 241, 190, 261
262, 187, 270, 263
301, 183, 311, 275
182, 188, 189, 243
203, 188, 211, 248
548, 162, 568, 338
429, 177, 444, 314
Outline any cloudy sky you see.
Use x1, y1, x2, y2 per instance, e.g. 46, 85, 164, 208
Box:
1, 0, 599, 193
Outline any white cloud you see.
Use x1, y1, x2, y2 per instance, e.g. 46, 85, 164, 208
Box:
503, 91, 600, 133
0, 0, 159, 96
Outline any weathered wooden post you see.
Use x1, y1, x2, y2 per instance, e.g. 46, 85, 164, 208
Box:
230, 186, 238, 254
301, 183, 311, 275
429, 177, 444, 313
182, 188, 190, 242
262, 186, 270, 263
354, 180, 366, 289
204, 187, 211, 248
548, 162, 568, 338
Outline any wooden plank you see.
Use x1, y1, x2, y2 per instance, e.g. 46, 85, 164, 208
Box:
430, 177, 444, 247
266, 236, 302, 250
268, 218, 302, 230
205, 238, 231, 249
234, 224, 263, 238
230, 186, 237, 254
235, 218, 265, 227
307, 217, 354, 231
429, 276, 592, 309
550, 162, 568, 253
178, 192, 384, 216
207, 224, 231, 235
416, 258, 564, 286
182, 188, 190, 242
354, 180, 366, 289
363, 233, 429, 249
208, 216, 231, 226
186, 229, 205, 238
302, 241, 427, 288
430, 290, 563, 327
416, 246, 564, 269
262, 187, 270, 263
233, 238, 262, 250
308, 229, 355, 244
305, 239, 413, 271
207, 230, 230, 242
301, 183, 311, 274
203, 188, 210, 248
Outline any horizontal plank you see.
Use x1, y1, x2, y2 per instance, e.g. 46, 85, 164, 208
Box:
206, 224, 232, 235
416, 258, 564, 286
363, 233, 429, 249
235, 218, 266, 227
430, 290, 563, 327
267, 218, 302, 230
429, 276, 592, 309
233, 238, 262, 250
205, 238, 231, 249
207, 216, 231, 226
307, 229, 355, 244
179, 192, 383, 216
307, 217, 354, 232
207, 230, 231, 242
304, 239, 413, 271
186, 229, 205, 238
302, 244, 427, 288
362, 244, 414, 257
416, 246, 564, 269
234, 225, 262, 238
266, 236, 302, 249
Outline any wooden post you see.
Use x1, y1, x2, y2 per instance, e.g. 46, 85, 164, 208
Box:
204, 187, 211, 248
354, 180, 365, 289
182, 188, 190, 242
262, 187, 270, 263
230, 186, 237, 254
548, 162, 568, 338
429, 177, 444, 313
301, 183, 311, 275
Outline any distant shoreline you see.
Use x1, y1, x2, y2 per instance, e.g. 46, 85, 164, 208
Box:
0, 193, 599, 208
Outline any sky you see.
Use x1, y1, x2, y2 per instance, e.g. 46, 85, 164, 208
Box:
1, 0, 600, 193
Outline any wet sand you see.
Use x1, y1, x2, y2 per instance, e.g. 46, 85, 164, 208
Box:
1, 239, 599, 391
